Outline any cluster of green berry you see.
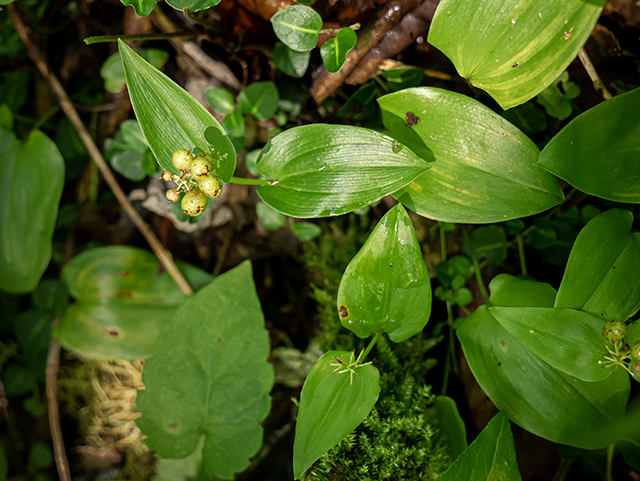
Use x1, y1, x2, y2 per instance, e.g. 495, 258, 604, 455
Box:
600, 319, 640, 375
162, 149, 222, 217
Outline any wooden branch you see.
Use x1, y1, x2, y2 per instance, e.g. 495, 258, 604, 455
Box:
8, 3, 193, 296
578, 47, 613, 101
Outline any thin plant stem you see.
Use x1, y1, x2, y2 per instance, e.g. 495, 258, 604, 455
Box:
578, 48, 613, 101
516, 235, 527, 276
84, 31, 197, 45
361, 330, 381, 360
228, 176, 271, 186
439, 222, 447, 261
462, 226, 490, 304
9, 4, 193, 296
606, 443, 615, 481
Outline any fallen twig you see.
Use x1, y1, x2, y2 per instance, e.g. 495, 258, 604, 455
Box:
8, 3, 193, 296
578, 47, 613, 100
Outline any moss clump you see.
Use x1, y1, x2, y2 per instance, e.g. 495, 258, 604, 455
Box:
302, 215, 450, 480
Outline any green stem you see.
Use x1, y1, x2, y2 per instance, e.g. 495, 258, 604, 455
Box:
439, 222, 447, 262
606, 443, 614, 481
228, 176, 271, 186
361, 330, 381, 360
516, 234, 527, 276
84, 31, 197, 45
463, 227, 490, 304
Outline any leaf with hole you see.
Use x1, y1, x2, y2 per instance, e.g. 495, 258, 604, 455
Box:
428, 0, 605, 109
256, 124, 430, 218
320, 27, 357, 74
271, 5, 322, 52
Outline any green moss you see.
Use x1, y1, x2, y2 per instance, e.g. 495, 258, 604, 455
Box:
302, 215, 450, 480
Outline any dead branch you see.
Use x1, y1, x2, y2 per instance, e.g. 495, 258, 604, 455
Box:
8, 3, 194, 296
578, 47, 613, 100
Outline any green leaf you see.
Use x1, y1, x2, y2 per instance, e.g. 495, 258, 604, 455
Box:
458, 275, 629, 449
489, 307, 610, 382
220, 109, 245, 139
293, 350, 380, 479
55, 246, 211, 360
426, 396, 467, 462
437, 411, 521, 481
118, 39, 236, 182
381, 68, 425, 92
27, 443, 53, 470
536, 87, 640, 203
468, 225, 507, 266
536, 71, 580, 120
0, 130, 64, 293
120, 0, 159, 17
270, 5, 322, 52
501, 102, 547, 136
256, 124, 430, 218
428, 0, 606, 109
120, 119, 149, 153
290, 222, 321, 242
100, 49, 169, 93
206, 87, 235, 114
238, 81, 279, 120
378, 88, 563, 223
111, 150, 147, 181
136, 261, 274, 480
256, 201, 286, 230
165, 0, 222, 12
273, 42, 310, 78
337, 204, 432, 342
320, 27, 357, 74
555, 209, 640, 321
0, 103, 12, 130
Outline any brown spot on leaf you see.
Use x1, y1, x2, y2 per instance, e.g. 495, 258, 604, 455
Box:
40, 230, 45, 235
119, 290, 133, 298
168, 423, 177, 430
107, 329, 120, 337
120, 270, 132, 277
405, 112, 420, 126
500, 340, 506, 347
454, 187, 462, 192
217, 337, 222, 344
338, 305, 349, 318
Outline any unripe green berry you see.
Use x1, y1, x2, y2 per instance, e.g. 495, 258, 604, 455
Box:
191, 153, 215, 179
172, 149, 194, 171
631, 341, 640, 363
161, 170, 173, 182
197, 174, 222, 198
181, 189, 207, 216
165, 188, 180, 203
602, 320, 626, 345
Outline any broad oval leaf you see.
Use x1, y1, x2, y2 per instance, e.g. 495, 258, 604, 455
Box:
290, 222, 321, 242
271, 5, 323, 52
428, 0, 606, 109
273, 42, 310, 78
293, 350, 380, 479
238, 81, 279, 120
206, 87, 235, 114
537, 87, 640, 203
378, 88, 563, 223
0, 129, 64, 293
220, 109, 245, 139
320, 27, 357, 74
458, 275, 629, 449
555, 209, 640, 321
165, 0, 222, 12
437, 411, 522, 481
426, 396, 467, 462
337, 204, 432, 342
256, 124, 431, 218
489, 306, 610, 382
55, 246, 211, 360
256, 201, 286, 230
119, 39, 236, 182
136, 261, 274, 480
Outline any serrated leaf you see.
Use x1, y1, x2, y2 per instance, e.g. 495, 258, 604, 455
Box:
271, 5, 322, 52
256, 124, 431, 218
55, 246, 211, 360
428, 0, 606, 109
0, 130, 64, 293
458, 274, 629, 449
537, 87, 640, 203
489, 306, 610, 382
337, 204, 432, 342
555, 209, 640, 321
273, 42, 310, 78
293, 350, 380, 479
136, 261, 274, 480
119, 39, 236, 182
238, 81, 279, 120
206, 87, 235, 114
437, 411, 521, 481
320, 27, 357, 74
378, 88, 563, 223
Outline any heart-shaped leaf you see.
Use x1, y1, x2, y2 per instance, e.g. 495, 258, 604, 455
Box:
320, 27, 357, 74
489, 306, 610, 382
378, 88, 563, 223
136, 261, 274, 480
271, 5, 323, 52
238, 81, 279, 120
293, 350, 380, 479
0, 129, 64, 293
555, 209, 640, 321
55, 246, 211, 360
437, 411, 521, 481
120, 0, 158, 17
458, 275, 629, 449
428, 0, 606, 109
337, 204, 432, 342
537, 87, 640, 203
273, 42, 310, 78
119, 39, 236, 182
256, 124, 431, 218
